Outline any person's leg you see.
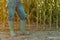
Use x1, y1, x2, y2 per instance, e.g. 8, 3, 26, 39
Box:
8, 8, 16, 36
16, 2, 29, 35
7, 0, 16, 36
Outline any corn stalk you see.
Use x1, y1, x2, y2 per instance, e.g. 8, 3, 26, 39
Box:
54, 0, 59, 31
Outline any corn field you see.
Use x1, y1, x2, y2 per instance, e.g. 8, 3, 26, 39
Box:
0, 0, 60, 31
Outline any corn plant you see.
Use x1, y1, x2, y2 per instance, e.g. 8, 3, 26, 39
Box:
0, 0, 60, 31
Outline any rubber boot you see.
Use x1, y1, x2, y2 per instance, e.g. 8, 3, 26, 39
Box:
20, 20, 30, 35
8, 21, 16, 36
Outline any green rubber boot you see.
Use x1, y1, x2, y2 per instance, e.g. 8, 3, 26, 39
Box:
20, 20, 30, 35
8, 21, 16, 36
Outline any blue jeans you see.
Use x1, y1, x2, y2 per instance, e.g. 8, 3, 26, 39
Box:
7, 0, 26, 21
